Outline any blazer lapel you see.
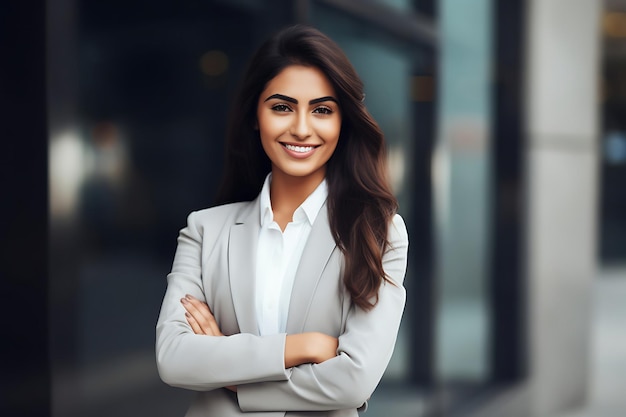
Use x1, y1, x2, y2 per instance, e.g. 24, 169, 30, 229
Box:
228, 198, 261, 335
286, 203, 337, 333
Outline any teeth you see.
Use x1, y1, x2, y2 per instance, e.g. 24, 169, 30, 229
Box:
285, 144, 314, 153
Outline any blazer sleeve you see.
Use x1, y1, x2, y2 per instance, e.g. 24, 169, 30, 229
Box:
155, 211, 290, 391
236, 214, 409, 412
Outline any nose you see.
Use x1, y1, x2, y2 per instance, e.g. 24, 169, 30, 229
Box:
290, 112, 312, 140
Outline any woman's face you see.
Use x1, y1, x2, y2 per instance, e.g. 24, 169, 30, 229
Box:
256, 64, 341, 184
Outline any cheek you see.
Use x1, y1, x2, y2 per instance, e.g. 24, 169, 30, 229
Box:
258, 114, 290, 138
315, 118, 341, 140
323, 123, 342, 145
258, 131, 276, 159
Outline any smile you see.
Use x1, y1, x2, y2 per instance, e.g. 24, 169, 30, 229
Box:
282, 143, 319, 153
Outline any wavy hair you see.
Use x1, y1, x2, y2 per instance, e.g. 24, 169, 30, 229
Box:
216, 24, 398, 310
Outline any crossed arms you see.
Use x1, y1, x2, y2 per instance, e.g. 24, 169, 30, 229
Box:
155, 210, 408, 412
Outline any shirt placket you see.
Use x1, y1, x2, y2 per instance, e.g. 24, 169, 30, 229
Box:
263, 226, 283, 334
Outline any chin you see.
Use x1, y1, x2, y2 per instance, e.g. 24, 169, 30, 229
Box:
277, 164, 325, 180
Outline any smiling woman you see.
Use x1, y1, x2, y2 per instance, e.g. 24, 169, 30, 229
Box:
257, 65, 341, 222
155, 24, 408, 416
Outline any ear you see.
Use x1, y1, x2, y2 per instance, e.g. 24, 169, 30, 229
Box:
253, 119, 259, 130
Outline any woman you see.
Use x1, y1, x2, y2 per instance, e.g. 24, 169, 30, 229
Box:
156, 24, 409, 416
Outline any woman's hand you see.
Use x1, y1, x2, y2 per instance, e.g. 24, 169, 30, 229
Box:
305, 332, 338, 364
180, 294, 224, 337
285, 332, 338, 368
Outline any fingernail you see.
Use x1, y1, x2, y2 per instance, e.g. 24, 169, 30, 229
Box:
185, 312, 190, 318
185, 294, 193, 300
181, 298, 188, 304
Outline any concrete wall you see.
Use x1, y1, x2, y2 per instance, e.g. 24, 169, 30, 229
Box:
525, 0, 601, 415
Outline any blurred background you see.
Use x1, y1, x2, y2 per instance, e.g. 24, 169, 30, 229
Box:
4, 0, 621, 416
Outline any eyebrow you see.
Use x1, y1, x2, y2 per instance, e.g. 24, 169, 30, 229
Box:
263, 93, 338, 105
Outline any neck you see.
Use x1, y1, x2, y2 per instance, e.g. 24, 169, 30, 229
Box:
269, 169, 324, 229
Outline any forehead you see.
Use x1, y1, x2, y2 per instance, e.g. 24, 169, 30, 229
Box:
262, 65, 337, 99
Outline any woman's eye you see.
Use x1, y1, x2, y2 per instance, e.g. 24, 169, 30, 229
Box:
313, 106, 333, 115
271, 104, 292, 112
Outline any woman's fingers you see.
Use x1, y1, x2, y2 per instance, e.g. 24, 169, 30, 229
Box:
185, 311, 205, 335
181, 296, 212, 334
181, 295, 224, 336
181, 297, 207, 334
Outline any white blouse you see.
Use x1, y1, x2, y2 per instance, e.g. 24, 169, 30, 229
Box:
255, 174, 328, 335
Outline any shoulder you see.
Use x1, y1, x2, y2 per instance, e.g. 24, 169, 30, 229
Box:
185, 201, 254, 234
190, 201, 250, 222
388, 213, 408, 244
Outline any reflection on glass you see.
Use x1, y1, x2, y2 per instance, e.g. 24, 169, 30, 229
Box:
50, 128, 86, 219
434, 0, 493, 381
372, 0, 413, 13
604, 130, 626, 165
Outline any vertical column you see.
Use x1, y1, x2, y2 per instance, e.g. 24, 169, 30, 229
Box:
525, 0, 601, 415
1, 0, 48, 416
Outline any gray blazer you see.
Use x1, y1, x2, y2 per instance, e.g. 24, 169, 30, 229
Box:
156, 196, 409, 416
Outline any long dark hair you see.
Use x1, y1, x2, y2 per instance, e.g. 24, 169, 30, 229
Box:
216, 24, 398, 310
